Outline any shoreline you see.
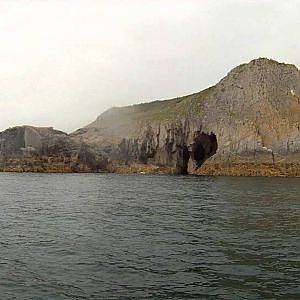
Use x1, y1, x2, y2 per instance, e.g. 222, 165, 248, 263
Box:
1, 162, 300, 177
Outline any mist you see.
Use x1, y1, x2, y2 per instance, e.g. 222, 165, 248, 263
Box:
0, 0, 299, 132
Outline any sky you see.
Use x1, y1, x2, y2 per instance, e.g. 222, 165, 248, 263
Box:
0, 0, 299, 132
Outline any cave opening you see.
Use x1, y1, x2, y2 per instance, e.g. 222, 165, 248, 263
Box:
177, 131, 218, 175
191, 131, 218, 170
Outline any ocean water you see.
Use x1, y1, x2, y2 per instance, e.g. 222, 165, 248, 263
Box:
0, 173, 299, 300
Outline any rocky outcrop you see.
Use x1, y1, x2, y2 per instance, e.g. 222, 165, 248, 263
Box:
0, 126, 67, 157
1, 58, 299, 175
0, 126, 107, 172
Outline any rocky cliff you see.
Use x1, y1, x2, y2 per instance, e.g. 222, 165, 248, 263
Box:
1, 58, 300, 175
0, 126, 107, 172
71, 58, 300, 175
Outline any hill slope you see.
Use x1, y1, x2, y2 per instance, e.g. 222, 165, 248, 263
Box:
1, 57, 299, 175
71, 58, 300, 174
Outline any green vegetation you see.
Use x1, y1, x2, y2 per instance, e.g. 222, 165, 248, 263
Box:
104, 86, 215, 124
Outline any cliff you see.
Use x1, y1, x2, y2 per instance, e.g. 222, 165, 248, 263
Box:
1, 58, 300, 175
0, 126, 107, 172
71, 58, 300, 175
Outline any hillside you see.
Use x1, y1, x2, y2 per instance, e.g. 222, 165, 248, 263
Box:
1, 57, 300, 175
71, 58, 300, 175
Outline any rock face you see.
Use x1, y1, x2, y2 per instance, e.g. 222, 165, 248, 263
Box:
71, 116, 218, 174
0, 126, 107, 172
1, 58, 300, 175
0, 126, 68, 157
72, 58, 300, 174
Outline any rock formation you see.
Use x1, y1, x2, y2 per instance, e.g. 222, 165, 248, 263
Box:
1, 58, 300, 175
0, 126, 107, 172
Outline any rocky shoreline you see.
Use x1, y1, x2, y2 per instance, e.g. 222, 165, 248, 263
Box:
112, 162, 300, 177
1, 161, 299, 177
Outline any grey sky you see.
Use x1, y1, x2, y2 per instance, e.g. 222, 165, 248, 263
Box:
0, 0, 299, 132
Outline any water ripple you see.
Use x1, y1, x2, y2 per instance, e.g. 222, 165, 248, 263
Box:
0, 173, 299, 299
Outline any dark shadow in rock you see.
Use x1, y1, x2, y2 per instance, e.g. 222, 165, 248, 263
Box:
190, 131, 218, 170
176, 145, 190, 175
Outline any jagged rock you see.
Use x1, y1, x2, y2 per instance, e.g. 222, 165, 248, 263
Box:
0, 126, 107, 172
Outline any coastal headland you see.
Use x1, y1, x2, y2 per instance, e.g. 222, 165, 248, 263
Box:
1, 58, 299, 176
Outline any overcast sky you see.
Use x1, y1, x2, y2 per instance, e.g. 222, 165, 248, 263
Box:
0, 0, 299, 132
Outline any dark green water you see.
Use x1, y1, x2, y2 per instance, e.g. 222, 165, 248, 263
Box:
0, 173, 299, 299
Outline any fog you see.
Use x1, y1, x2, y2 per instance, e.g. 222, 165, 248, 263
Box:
0, 0, 299, 132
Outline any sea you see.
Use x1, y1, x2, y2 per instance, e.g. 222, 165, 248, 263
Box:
0, 173, 299, 299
